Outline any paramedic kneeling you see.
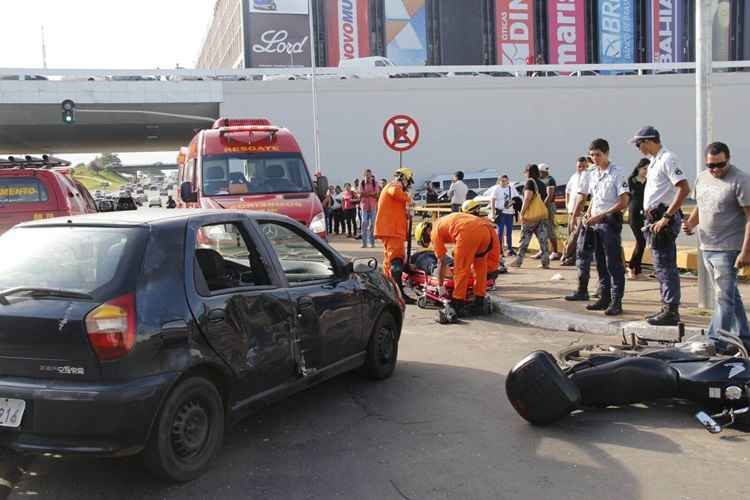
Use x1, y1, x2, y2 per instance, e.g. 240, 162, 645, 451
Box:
424, 201, 499, 315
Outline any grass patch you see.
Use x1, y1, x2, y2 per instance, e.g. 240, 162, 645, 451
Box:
71, 167, 128, 191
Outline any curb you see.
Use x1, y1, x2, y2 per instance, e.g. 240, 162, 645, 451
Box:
490, 295, 704, 338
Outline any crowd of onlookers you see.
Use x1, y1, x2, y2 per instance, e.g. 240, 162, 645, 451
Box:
319, 132, 750, 344
320, 169, 388, 248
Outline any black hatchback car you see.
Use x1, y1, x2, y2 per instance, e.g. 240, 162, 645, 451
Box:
0, 210, 404, 481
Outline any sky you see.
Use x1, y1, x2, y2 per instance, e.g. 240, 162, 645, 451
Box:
1, 0, 217, 165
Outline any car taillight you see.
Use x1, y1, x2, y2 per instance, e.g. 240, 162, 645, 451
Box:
85, 293, 137, 361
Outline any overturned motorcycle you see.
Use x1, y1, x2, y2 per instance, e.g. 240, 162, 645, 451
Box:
506, 328, 750, 434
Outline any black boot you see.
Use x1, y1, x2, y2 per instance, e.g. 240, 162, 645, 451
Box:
452, 299, 471, 318
645, 305, 665, 321
565, 283, 589, 301
605, 298, 623, 316
647, 305, 680, 326
586, 290, 611, 311
471, 296, 489, 316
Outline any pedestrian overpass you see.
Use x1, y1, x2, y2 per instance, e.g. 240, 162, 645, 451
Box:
1, 63, 749, 184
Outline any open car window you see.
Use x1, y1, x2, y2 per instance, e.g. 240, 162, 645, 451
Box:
194, 222, 270, 295
258, 221, 336, 285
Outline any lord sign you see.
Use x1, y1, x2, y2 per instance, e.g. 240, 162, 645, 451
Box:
383, 115, 420, 153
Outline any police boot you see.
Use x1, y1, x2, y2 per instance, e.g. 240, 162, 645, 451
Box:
647, 305, 680, 326
605, 298, 623, 316
645, 305, 666, 321
565, 281, 589, 301
586, 289, 611, 311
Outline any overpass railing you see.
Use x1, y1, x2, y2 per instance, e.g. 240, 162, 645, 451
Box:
2, 62, 750, 81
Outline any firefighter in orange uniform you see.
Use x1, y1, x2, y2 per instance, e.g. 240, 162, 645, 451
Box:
374, 168, 415, 304
419, 200, 500, 315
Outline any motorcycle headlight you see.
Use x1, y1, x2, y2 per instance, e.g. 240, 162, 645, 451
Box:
309, 211, 326, 234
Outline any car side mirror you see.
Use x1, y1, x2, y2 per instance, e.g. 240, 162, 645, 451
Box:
351, 257, 378, 273
180, 181, 197, 203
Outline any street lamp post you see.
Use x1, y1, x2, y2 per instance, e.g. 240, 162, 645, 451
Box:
696, 0, 716, 309
307, 0, 322, 176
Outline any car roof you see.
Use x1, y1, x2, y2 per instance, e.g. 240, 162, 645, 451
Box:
17, 209, 292, 228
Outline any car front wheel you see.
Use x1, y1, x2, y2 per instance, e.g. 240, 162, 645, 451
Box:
362, 313, 399, 380
144, 376, 225, 482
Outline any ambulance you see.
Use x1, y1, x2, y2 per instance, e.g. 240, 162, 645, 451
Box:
177, 118, 328, 237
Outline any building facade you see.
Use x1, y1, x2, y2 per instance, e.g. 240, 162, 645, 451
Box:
197, 0, 245, 70
195, 0, 750, 69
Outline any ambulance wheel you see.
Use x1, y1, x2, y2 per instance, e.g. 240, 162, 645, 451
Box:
417, 296, 428, 309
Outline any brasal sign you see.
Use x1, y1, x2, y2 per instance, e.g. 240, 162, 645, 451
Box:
383, 115, 420, 153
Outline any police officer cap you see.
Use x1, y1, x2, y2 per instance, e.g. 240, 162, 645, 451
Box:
629, 126, 660, 144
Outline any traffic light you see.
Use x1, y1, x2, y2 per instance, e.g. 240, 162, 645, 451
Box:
61, 99, 75, 124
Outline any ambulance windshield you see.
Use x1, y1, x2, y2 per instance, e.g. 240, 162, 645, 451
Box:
201, 153, 313, 196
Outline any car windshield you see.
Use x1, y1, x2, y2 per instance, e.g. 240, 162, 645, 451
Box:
201, 153, 312, 196
0, 227, 144, 296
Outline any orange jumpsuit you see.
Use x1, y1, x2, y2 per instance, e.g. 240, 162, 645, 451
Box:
374, 181, 411, 275
431, 213, 499, 301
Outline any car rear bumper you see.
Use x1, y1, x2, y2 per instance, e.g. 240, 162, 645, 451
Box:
0, 372, 179, 457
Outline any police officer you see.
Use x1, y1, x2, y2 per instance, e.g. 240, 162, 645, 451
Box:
631, 126, 690, 325
565, 138, 630, 316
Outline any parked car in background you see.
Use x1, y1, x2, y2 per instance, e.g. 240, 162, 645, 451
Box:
337, 57, 398, 79
96, 198, 115, 212
148, 197, 162, 208
115, 194, 138, 211
0, 210, 404, 481
0, 157, 97, 234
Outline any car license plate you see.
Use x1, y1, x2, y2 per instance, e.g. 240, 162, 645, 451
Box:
0, 398, 25, 428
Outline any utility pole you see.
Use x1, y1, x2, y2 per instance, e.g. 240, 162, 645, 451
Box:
41, 25, 48, 69
696, 0, 715, 309
307, 0, 322, 176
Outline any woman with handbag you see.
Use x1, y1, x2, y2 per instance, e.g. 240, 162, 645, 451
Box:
510, 164, 550, 269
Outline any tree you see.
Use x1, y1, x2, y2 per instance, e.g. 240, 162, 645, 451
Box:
95, 153, 123, 170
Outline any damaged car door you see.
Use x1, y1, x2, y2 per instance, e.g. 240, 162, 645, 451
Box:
187, 217, 295, 400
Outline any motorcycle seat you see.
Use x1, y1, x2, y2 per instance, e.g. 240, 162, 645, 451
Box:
570, 356, 679, 407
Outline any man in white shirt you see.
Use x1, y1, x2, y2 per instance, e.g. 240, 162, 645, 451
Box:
448, 171, 468, 212
486, 175, 517, 256
631, 126, 690, 326
561, 157, 590, 265
565, 139, 630, 316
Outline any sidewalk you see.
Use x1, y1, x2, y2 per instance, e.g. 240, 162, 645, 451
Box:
327, 235, 741, 338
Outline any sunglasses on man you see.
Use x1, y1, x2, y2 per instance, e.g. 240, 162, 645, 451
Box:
706, 161, 728, 170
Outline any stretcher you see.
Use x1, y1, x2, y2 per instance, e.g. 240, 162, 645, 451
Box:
403, 250, 497, 323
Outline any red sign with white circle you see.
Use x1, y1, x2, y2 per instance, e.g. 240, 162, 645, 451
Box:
383, 115, 420, 153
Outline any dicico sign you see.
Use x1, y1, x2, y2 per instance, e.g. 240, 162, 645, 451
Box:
598, 0, 635, 64
247, 13, 312, 67
325, 0, 371, 67
495, 0, 535, 65
646, 0, 685, 63
547, 0, 587, 64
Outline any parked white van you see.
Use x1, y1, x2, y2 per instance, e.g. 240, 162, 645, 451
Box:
337, 57, 396, 79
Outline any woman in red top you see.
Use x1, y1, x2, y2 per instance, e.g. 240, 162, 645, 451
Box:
358, 169, 380, 248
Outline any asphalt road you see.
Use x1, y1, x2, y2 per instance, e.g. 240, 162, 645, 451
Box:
1, 304, 749, 499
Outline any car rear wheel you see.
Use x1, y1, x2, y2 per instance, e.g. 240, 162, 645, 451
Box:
362, 313, 399, 380
144, 377, 224, 482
